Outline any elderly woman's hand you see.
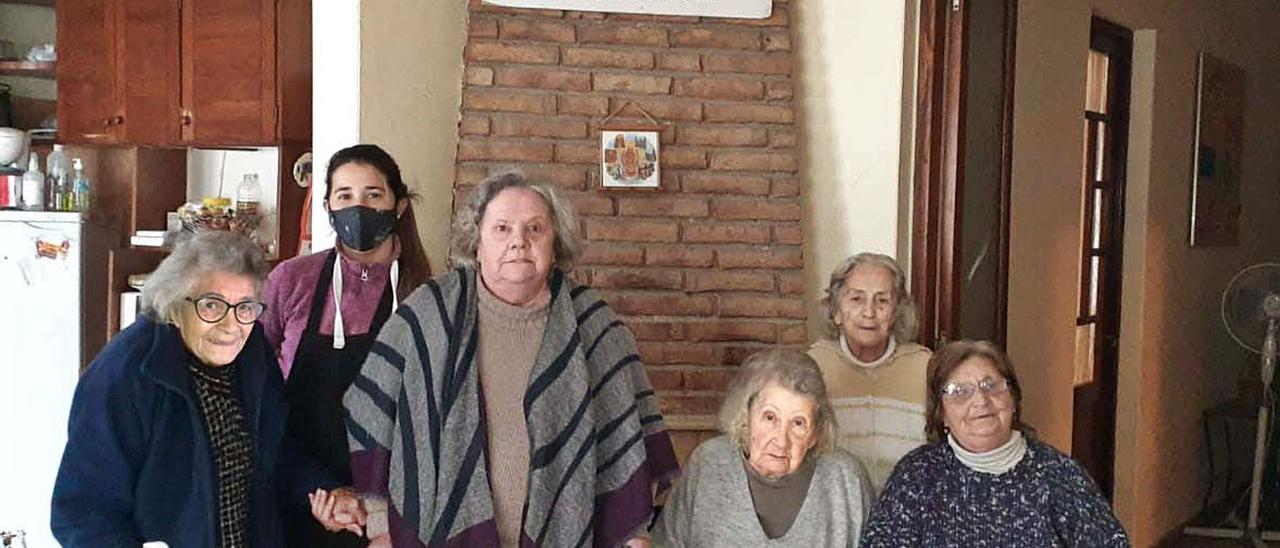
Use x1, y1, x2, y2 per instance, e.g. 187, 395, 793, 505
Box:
308, 487, 367, 536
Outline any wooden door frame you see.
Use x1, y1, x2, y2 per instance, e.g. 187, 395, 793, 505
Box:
911, 0, 1017, 347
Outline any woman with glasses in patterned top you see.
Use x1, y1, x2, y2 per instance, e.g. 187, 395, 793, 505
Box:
861, 340, 1130, 547
52, 231, 359, 547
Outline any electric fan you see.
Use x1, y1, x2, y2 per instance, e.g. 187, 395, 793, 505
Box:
1187, 263, 1280, 546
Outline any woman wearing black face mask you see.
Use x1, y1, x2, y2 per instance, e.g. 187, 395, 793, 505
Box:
262, 144, 431, 547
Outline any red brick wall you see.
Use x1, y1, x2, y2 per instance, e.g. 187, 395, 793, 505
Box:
456, 0, 802, 420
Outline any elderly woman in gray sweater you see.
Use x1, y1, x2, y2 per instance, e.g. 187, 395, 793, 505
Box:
653, 349, 873, 547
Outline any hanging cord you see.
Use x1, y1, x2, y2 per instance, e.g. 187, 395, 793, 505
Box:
331, 253, 399, 350
599, 99, 663, 127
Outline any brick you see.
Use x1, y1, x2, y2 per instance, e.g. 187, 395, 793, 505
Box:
608, 13, 700, 24
456, 139, 554, 162
723, 345, 767, 366
670, 27, 761, 50
661, 147, 708, 169
710, 150, 797, 172
717, 246, 803, 269
684, 368, 736, 391
491, 115, 588, 139
659, 395, 721, 417
646, 245, 715, 267
579, 24, 669, 47
493, 67, 591, 92
568, 192, 614, 215
686, 321, 776, 343
682, 173, 771, 195
459, 114, 489, 136
674, 78, 764, 100
704, 103, 794, 123
455, 165, 489, 186
704, 52, 792, 75
773, 223, 802, 245
779, 323, 808, 344
610, 97, 702, 121
778, 272, 805, 294
466, 41, 559, 64
639, 342, 720, 366
524, 165, 590, 190
770, 178, 799, 197
688, 270, 774, 292
710, 199, 801, 221
766, 81, 793, 100
564, 47, 655, 70
468, 17, 498, 39
678, 125, 768, 147
610, 293, 714, 316
464, 66, 494, 86
558, 95, 610, 116
586, 218, 680, 242
554, 142, 598, 164
593, 73, 672, 95
763, 30, 792, 51
463, 88, 556, 114
629, 321, 685, 341
591, 268, 684, 290
618, 196, 709, 217
684, 222, 770, 244
499, 19, 575, 42
580, 245, 643, 266
719, 295, 806, 319
657, 51, 702, 72
564, 10, 607, 20
768, 128, 796, 148
647, 368, 684, 391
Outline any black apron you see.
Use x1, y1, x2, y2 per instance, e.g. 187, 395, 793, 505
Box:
284, 250, 393, 548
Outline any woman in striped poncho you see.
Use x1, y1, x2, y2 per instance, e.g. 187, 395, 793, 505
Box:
342, 171, 679, 547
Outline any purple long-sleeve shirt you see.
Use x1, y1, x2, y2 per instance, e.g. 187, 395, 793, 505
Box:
262, 243, 400, 379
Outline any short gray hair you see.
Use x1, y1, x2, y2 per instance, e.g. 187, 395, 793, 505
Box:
718, 349, 837, 457
141, 231, 269, 322
821, 252, 918, 342
448, 170, 583, 272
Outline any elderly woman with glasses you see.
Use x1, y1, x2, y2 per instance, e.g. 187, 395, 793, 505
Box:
653, 349, 873, 547
861, 340, 1129, 547
52, 232, 359, 547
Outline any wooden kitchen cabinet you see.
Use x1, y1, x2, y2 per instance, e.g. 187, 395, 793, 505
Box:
56, 0, 310, 146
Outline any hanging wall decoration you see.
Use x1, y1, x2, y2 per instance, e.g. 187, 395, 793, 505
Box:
599, 101, 662, 189
1189, 51, 1246, 247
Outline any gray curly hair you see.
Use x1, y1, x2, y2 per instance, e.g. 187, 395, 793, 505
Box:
718, 349, 837, 457
821, 252, 918, 342
141, 231, 269, 322
448, 170, 583, 272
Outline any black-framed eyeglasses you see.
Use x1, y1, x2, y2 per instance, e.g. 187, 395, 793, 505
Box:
939, 377, 1013, 403
184, 296, 267, 325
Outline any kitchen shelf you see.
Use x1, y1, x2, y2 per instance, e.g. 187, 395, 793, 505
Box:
0, 60, 54, 78
0, 0, 55, 6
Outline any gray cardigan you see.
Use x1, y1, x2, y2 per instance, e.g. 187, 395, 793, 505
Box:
653, 435, 873, 547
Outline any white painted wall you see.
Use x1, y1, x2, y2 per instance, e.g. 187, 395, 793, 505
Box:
186, 147, 281, 255
311, 1, 362, 251
796, 0, 914, 338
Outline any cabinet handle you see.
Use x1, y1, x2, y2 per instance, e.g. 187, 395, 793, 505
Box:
104, 115, 124, 126
181, 111, 193, 126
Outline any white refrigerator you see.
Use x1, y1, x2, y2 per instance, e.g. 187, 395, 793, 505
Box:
0, 211, 110, 547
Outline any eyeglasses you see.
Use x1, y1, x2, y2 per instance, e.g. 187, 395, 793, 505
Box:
184, 296, 267, 325
939, 377, 1012, 402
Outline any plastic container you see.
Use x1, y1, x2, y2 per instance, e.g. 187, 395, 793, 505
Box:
235, 173, 260, 218
46, 144, 66, 211
22, 152, 43, 211
71, 158, 90, 212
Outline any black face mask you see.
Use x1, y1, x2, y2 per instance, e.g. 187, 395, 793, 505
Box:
329, 206, 398, 252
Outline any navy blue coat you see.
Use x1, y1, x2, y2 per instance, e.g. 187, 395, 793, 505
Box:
51, 316, 334, 547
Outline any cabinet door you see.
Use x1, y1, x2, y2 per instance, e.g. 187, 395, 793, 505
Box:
116, 0, 182, 146
56, 0, 120, 144
182, 0, 277, 145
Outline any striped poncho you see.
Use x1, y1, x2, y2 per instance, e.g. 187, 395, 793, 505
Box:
344, 268, 679, 547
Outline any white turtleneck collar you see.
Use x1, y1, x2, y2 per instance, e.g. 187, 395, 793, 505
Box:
948, 430, 1027, 475
840, 334, 897, 369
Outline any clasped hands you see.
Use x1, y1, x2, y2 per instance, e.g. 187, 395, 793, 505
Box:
308, 487, 368, 537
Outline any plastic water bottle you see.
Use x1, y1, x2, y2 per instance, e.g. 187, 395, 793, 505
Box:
71, 158, 90, 212
46, 144, 66, 211
236, 173, 260, 217
21, 152, 43, 211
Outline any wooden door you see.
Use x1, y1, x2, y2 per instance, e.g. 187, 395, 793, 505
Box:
116, 0, 182, 145
181, 0, 278, 145
56, 0, 120, 144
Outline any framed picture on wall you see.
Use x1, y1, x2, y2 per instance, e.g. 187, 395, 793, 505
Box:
600, 126, 660, 189
1189, 51, 1246, 247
